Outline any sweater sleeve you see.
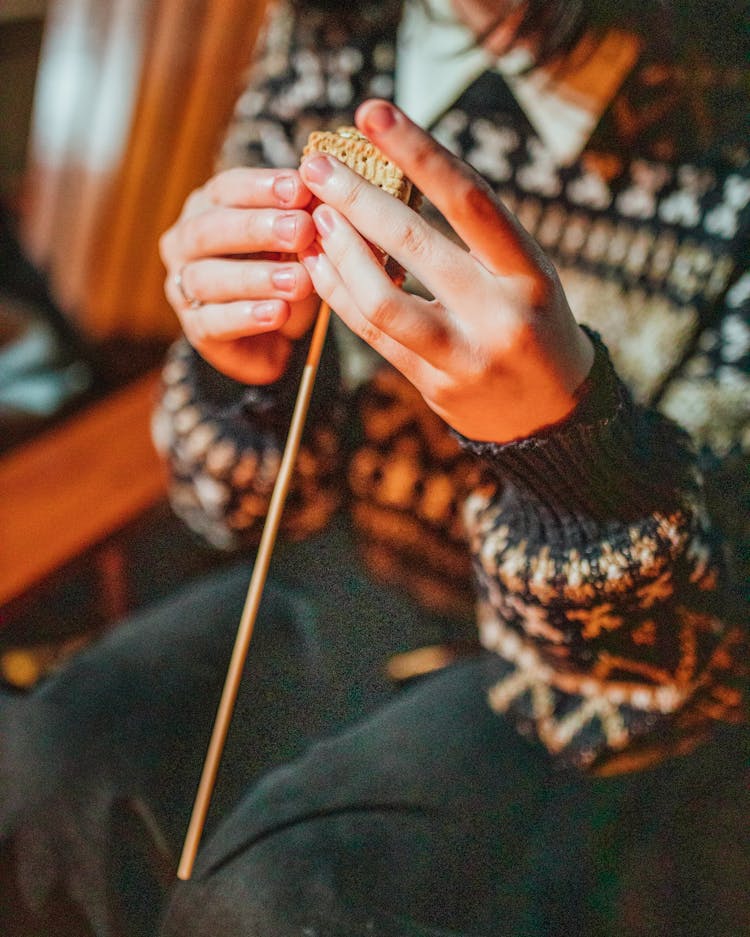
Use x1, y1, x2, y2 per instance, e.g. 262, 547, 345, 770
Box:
458, 327, 747, 773
152, 332, 345, 550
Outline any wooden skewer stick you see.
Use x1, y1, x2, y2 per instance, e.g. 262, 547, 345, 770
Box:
177, 301, 332, 881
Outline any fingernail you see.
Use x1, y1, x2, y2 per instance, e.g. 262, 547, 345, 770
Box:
302, 155, 334, 185
253, 301, 278, 324
272, 174, 296, 203
271, 267, 297, 291
273, 213, 298, 243
363, 102, 396, 133
314, 208, 335, 238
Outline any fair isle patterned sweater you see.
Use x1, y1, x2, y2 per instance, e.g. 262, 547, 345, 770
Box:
152, 0, 749, 773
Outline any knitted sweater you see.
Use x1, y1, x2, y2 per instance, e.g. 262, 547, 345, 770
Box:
152, 0, 749, 773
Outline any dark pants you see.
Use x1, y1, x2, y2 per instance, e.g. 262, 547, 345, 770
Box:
161, 656, 750, 937
1, 566, 335, 937
0, 528, 468, 937
2, 548, 747, 937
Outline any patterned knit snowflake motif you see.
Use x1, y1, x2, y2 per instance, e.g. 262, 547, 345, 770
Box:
431, 109, 470, 157
720, 314, 750, 366
658, 166, 716, 228
516, 138, 563, 197
567, 604, 624, 640
566, 166, 613, 211
660, 263, 750, 455
465, 119, 519, 183
615, 160, 672, 220
325, 46, 363, 107
270, 48, 326, 121
153, 341, 343, 550
465, 480, 739, 771
704, 174, 750, 239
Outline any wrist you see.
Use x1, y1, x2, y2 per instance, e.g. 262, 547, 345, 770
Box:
456, 327, 698, 524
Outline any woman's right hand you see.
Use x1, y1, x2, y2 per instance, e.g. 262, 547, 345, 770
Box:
159, 168, 319, 384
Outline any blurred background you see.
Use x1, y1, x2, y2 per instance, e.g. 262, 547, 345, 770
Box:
0, 0, 268, 690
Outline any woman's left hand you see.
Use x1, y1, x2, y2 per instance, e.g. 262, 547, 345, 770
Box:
299, 99, 593, 444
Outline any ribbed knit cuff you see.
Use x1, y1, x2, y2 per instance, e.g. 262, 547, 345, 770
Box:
457, 328, 699, 524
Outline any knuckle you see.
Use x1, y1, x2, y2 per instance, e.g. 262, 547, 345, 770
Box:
401, 219, 429, 260
239, 262, 259, 295
158, 228, 175, 264
181, 314, 204, 346
183, 264, 200, 302
340, 177, 365, 214
367, 291, 398, 330
411, 137, 440, 173
520, 264, 557, 309
185, 187, 206, 212
204, 172, 230, 204
358, 318, 385, 349
185, 216, 212, 256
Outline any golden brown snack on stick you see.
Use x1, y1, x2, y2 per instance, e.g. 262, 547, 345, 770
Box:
303, 126, 420, 284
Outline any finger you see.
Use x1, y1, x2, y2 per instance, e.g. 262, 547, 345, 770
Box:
198, 332, 294, 386
161, 171, 313, 266
300, 243, 429, 382
203, 168, 313, 209
355, 100, 540, 280
173, 258, 314, 306
300, 154, 483, 313
178, 208, 316, 261
311, 205, 455, 366
176, 299, 291, 344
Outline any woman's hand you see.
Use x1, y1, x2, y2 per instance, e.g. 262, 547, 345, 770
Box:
159, 168, 319, 384
298, 100, 594, 443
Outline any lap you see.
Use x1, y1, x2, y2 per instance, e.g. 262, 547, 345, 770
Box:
2, 536, 462, 937
162, 657, 593, 935
161, 657, 750, 937
1, 565, 332, 936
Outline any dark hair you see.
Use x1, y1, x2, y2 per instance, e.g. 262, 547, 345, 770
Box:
467, 0, 590, 67
295, 0, 748, 69
465, 0, 750, 68
292, 1, 630, 65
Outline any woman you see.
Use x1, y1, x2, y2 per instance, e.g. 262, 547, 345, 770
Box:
154, 0, 748, 933
4, 1, 746, 935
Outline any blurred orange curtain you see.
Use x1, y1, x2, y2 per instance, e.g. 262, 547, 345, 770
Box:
21, 0, 268, 339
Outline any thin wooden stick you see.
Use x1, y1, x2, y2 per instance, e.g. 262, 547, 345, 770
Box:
177, 301, 332, 880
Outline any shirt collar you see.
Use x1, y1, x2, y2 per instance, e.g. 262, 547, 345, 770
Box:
395, 0, 641, 166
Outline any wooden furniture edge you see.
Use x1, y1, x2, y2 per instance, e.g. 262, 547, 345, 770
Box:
0, 369, 167, 605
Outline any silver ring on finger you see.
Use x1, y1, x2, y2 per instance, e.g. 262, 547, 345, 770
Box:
174, 264, 201, 309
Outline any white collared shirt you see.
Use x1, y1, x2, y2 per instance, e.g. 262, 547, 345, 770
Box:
395, 0, 640, 166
